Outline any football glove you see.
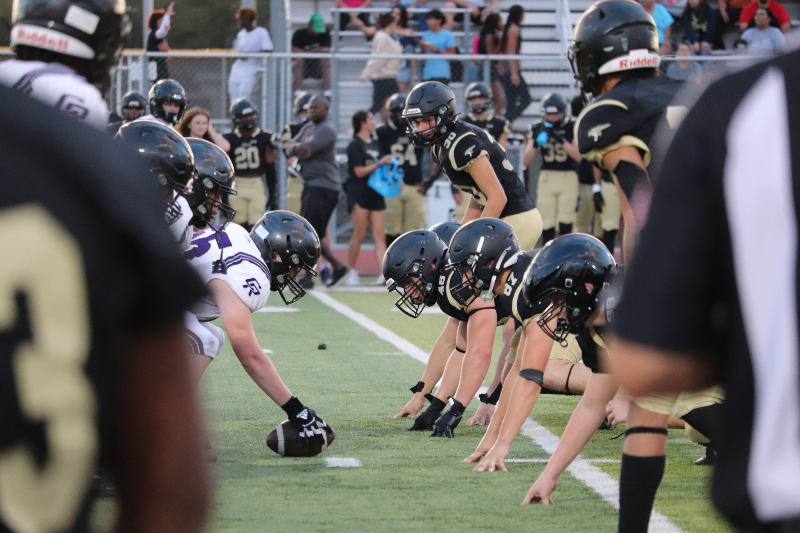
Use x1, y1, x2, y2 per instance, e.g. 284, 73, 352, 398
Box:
431, 400, 466, 438
408, 396, 446, 431
281, 396, 333, 445
592, 183, 604, 213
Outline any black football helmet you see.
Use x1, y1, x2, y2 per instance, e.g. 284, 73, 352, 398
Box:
11, 0, 130, 88
383, 230, 449, 318
116, 119, 194, 196
446, 218, 520, 307
464, 82, 491, 115
524, 233, 615, 344
148, 78, 186, 125
540, 92, 568, 124
250, 211, 321, 305
121, 90, 147, 121
402, 81, 457, 147
428, 220, 460, 247
293, 91, 313, 116
385, 92, 407, 128
185, 138, 237, 229
230, 97, 258, 131
568, 0, 660, 96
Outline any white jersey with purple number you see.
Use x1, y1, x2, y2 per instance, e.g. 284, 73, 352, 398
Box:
165, 194, 194, 251
0, 59, 108, 129
184, 223, 271, 320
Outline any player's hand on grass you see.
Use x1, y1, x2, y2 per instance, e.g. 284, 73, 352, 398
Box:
605, 398, 630, 428
521, 475, 558, 505
466, 402, 495, 426
473, 442, 510, 472
394, 393, 425, 419
430, 401, 465, 438
408, 396, 445, 431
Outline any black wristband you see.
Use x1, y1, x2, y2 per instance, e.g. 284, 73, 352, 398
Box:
426, 395, 446, 411
479, 383, 502, 405
280, 396, 304, 418
409, 381, 425, 394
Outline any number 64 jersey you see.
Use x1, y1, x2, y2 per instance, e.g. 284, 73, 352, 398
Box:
183, 223, 271, 321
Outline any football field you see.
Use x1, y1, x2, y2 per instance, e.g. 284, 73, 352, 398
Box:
198, 283, 732, 533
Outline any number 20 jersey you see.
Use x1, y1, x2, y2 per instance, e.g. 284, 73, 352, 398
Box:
183, 223, 271, 320
223, 128, 277, 177
432, 121, 534, 218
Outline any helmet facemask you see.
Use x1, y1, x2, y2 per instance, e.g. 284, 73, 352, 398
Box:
534, 281, 598, 345
386, 259, 437, 318
236, 112, 257, 132
188, 176, 237, 229
405, 114, 447, 147
272, 248, 318, 305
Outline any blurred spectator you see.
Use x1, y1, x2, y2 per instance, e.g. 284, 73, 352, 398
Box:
741, 6, 787, 54
473, 12, 505, 114
499, 5, 531, 123
681, 0, 717, 54
391, 5, 421, 93
228, 8, 273, 104
662, 0, 688, 18
666, 42, 705, 80
345, 110, 393, 285
638, 0, 674, 53
284, 96, 352, 287
337, 0, 372, 31
223, 98, 278, 227
392, 0, 429, 31
420, 9, 457, 83
292, 15, 332, 97
714, 0, 749, 48
377, 94, 426, 246
739, 0, 791, 32
147, 2, 174, 82
177, 106, 231, 151
443, 0, 498, 31
361, 13, 404, 114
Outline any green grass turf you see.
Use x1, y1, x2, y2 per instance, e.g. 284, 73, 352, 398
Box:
98, 288, 733, 532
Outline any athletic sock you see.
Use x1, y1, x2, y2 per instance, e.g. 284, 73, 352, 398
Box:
618, 454, 665, 533
681, 403, 723, 448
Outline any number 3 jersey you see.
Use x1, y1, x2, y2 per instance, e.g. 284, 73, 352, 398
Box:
432, 121, 534, 218
184, 223, 271, 320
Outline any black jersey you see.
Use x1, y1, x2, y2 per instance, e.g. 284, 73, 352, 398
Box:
0, 87, 205, 533
463, 113, 510, 143
376, 120, 423, 185
496, 252, 538, 324
223, 128, 277, 177
438, 266, 511, 325
432, 121, 534, 218
574, 75, 685, 170
529, 117, 579, 172
279, 121, 306, 143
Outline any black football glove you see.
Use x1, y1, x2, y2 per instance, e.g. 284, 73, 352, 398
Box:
592, 184, 604, 213
408, 395, 446, 431
282, 397, 333, 445
431, 400, 466, 438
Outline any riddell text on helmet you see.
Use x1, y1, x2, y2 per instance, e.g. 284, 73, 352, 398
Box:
16, 27, 69, 53
617, 56, 659, 69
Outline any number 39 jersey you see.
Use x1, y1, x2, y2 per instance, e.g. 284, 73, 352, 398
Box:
184, 223, 271, 320
432, 121, 534, 218
528, 117, 578, 172
223, 128, 277, 178
0, 59, 109, 130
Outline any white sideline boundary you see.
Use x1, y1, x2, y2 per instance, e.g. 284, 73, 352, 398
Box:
310, 290, 683, 533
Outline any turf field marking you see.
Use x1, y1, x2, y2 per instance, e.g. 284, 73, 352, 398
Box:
325, 457, 362, 468
262, 348, 273, 354
312, 292, 683, 533
255, 306, 301, 313
506, 458, 621, 464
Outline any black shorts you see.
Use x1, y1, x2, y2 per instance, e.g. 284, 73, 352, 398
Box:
300, 186, 341, 237
346, 178, 386, 212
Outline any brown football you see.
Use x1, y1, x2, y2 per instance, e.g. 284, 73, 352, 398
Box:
266, 420, 335, 457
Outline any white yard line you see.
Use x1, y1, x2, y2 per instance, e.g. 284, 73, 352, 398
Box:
310, 291, 684, 533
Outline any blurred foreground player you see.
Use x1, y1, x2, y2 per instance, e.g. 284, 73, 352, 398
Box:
0, 85, 209, 533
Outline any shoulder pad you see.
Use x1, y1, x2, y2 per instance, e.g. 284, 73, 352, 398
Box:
448, 131, 487, 170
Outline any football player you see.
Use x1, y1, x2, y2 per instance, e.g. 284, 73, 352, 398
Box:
184, 138, 238, 231
570, 0, 683, 263
108, 90, 148, 134
224, 98, 279, 228
376, 93, 426, 247
184, 209, 334, 448
0, 0, 128, 129
139, 78, 187, 126
462, 82, 510, 150
570, 3, 725, 530
279, 91, 313, 214
402, 81, 543, 251
116, 119, 196, 251
523, 92, 581, 244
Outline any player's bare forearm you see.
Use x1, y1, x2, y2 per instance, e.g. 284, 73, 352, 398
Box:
419, 318, 459, 391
